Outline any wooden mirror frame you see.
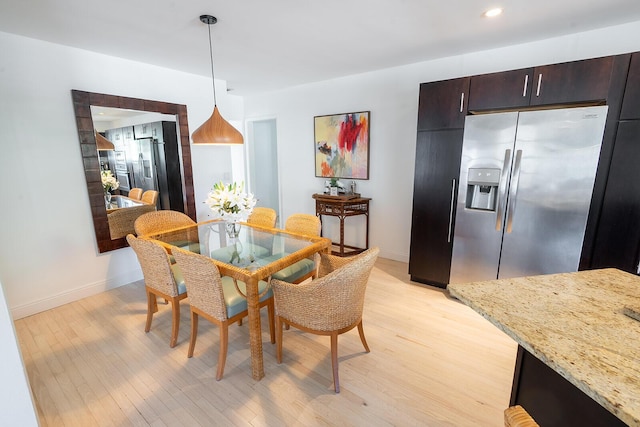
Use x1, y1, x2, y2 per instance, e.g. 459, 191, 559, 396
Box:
71, 90, 196, 253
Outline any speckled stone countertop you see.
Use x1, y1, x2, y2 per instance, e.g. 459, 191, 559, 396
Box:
448, 268, 640, 427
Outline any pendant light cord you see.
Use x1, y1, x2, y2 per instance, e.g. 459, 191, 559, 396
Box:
207, 23, 218, 107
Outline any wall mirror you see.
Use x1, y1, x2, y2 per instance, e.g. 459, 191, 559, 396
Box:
71, 90, 196, 253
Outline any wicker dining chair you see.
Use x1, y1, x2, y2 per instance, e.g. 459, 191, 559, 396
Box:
504, 405, 540, 427
270, 213, 322, 284
128, 187, 143, 200
271, 246, 379, 393
172, 248, 274, 380
134, 210, 196, 236
247, 207, 277, 228
141, 190, 159, 206
127, 234, 188, 348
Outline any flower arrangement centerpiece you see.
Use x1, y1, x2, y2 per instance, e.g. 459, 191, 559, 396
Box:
101, 170, 120, 193
101, 170, 119, 205
205, 181, 256, 238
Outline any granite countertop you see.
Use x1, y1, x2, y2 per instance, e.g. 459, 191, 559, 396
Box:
448, 268, 640, 427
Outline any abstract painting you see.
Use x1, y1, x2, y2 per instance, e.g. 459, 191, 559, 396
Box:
314, 111, 370, 179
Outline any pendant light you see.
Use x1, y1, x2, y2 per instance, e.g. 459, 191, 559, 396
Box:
192, 15, 243, 145
95, 130, 115, 151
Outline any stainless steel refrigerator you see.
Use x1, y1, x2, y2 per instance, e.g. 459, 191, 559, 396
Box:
449, 106, 608, 284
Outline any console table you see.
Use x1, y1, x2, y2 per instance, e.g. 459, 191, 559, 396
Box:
313, 194, 371, 257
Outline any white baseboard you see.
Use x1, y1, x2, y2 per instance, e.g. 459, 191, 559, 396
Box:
11, 270, 143, 320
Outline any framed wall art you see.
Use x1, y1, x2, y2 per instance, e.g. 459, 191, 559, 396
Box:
314, 111, 370, 179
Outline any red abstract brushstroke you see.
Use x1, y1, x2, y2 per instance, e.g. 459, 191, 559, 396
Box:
338, 114, 362, 152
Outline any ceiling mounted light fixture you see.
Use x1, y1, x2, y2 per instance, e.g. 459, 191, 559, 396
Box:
483, 7, 503, 18
192, 14, 243, 145
95, 130, 115, 151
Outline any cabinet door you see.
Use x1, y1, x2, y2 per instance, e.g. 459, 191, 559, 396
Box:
591, 120, 640, 273
409, 129, 464, 287
417, 78, 470, 130
468, 68, 533, 112
134, 122, 153, 138
530, 56, 614, 106
107, 128, 123, 148
620, 53, 640, 120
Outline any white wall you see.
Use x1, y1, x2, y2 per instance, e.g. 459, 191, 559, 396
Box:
244, 20, 640, 262
0, 31, 243, 318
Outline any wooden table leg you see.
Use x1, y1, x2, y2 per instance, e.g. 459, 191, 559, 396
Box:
245, 277, 264, 380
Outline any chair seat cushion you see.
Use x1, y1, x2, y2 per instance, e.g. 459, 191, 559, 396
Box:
222, 278, 272, 318
210, 243, 271, 264
170, 264, 187, 295
270, 257, 316, 283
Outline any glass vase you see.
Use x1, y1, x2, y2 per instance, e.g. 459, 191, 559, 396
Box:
104, 192, 112, 207
225, 222, 241, 239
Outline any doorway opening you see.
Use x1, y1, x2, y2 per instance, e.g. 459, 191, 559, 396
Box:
245, 118, 281, 227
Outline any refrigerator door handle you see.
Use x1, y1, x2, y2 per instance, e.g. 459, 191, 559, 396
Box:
506, 149, 523, 233
495, 149, 512, 231
447, 178, 456, 243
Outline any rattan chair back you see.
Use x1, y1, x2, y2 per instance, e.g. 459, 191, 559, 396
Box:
273, 246, 379, 331
127, 234, 182, 297
247, 207, 277, 228
128, 188, 143, 200
134, 210, 196, 236
172, 249, 228, 321
108, 204, 156, 239
284, 213, 321, 236
141, 190, 158, 206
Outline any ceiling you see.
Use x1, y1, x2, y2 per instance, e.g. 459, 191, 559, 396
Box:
2, 0, 640, 95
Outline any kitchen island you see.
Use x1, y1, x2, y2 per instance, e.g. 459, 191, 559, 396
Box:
448, 269, 640, 427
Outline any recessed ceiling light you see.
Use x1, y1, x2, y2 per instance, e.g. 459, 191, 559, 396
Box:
483, 7, 503, 18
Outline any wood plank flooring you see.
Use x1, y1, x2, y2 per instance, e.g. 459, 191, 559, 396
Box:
15, 258, 517, 426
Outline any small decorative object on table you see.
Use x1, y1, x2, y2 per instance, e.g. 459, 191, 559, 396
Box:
325, 177, 345, 196
101, 170, 119, 207
205, 181, 257, 238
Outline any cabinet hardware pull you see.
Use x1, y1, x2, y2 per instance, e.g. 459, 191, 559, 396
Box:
459, 92, 465, 113
506, 150, 523, 233
536, 73, 543, 97
523, 74, 528, 97
636, 260, 640, 275
496, 149, 512, 231
447, 179, 456, 243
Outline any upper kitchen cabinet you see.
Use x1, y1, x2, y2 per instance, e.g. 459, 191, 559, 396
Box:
468, 68, 534, 112
529, 56, 615, 106
417, 77, 470, 131
620, 53, 640, 120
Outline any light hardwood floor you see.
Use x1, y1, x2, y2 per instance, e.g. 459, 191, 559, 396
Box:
15, 258, 517, 426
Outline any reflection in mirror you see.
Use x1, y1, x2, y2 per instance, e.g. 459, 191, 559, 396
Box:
72, 90, 195, 253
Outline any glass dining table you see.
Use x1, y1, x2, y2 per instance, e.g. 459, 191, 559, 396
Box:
144, 219, 331, 380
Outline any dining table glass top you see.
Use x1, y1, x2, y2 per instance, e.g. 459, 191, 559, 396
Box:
106, 195, 145, 212
145, 219, 327, 274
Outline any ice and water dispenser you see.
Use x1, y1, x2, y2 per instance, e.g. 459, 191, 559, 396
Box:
466, 168, 500, 211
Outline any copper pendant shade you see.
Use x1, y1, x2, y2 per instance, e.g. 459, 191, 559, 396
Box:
192, 15, 243, 145
95, 130, 115, 151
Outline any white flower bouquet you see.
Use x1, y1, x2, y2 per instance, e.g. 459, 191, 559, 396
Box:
101, 170, 120, 193
205, 181, 257, 222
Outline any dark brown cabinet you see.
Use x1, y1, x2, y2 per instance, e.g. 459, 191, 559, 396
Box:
591, 120, 640, 273
409, 130, 463, 286
417, 78, 469, 130
529, 56, 615, 106
620, 53, 640, 120
468, 68, 534, 112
